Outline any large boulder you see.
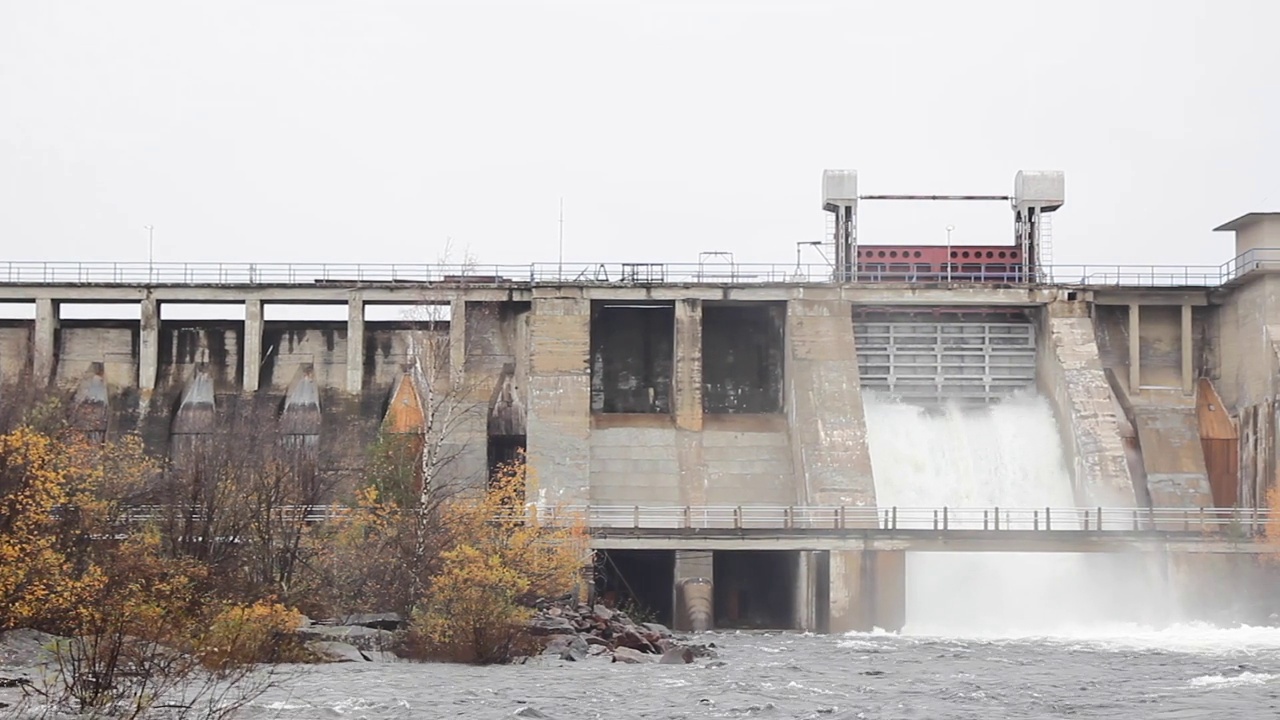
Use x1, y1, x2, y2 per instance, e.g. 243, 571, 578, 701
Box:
659, 647, 695, 665
642, 622, 673, 637
612, 647, 656, 664
543, 635, 589, 662
614, 630, 657, 654
0, 629, 62, 667
306, 641, 368, 663
528, 616, 577, 636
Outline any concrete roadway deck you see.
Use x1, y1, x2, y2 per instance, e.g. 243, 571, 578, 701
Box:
588, 528, 1268, 554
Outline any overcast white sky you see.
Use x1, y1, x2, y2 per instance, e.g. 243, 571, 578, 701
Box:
2, 0, 1277, 272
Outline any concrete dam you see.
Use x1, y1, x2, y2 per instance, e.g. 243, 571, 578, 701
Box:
3, 171, 1280, 634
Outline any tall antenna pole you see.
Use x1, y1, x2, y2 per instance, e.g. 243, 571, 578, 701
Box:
558, 197, 564, 281
145, 225, 155, 282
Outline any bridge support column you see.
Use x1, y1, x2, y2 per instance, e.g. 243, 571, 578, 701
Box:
1181, 303, 1193, 395
138, 295, 158, 402
1128, 303, 1141, 393
32, 297, 57, 386
828, 549, 905, 633
673, 549, 713, 632
346, 295, 364, 394
449, 298, 466, 387
243, 298, 263, 392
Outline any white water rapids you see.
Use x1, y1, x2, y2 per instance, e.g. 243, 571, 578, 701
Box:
863, 394, 1168, 636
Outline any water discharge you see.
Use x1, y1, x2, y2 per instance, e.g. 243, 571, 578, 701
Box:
863, 394, 1165, 636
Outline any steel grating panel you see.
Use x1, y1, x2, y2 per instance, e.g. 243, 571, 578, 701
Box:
854, 321, 1037, 403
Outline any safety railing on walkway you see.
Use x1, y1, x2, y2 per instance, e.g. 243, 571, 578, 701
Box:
4, 251, 1279, 288
116, 504, 1275, 537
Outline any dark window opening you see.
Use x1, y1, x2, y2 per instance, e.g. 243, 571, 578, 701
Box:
702, 303, 785, 414
590, 302, 675, 413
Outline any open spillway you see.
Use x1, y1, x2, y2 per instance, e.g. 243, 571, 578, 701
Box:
863, 394, 1164, 636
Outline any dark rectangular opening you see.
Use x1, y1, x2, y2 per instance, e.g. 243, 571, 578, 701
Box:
590, 302, 674, 414
702, 302, 784, 414
713, 550, 798, 629
487, 434, 526, 486
595, 550, 675, 627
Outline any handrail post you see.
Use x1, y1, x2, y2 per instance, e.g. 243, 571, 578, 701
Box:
839, 505, 846, 529
1097, 506, 1103, 531
943, 506, 949, 531
1132, 508, 1138, 531
1045, 507, 1051, 531
684, 506, 691, 529
983, 509, 989, 530
787, 505, 795, 529
1084, 509, 1090, 531
833, 507, 840, 529
734, 505, 742, 530
891, 506, 898, 531
529, 505, 539, 528
633, 505, 640, 529
1253, 504, 1261, 536
1198, 506, 1205, 533
933, 509, 938, 531
1182, 508, 1189, 532
994, 506, 1000, 531
1033, 509, 1039, 531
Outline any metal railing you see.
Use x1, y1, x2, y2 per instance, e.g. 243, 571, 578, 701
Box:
116, 504, 1275, 537
4, 251, 1280, 288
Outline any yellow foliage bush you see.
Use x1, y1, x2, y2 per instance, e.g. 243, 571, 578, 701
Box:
404, 451, 589, 664
0, 427, 107, 630
199, 600, 310, 667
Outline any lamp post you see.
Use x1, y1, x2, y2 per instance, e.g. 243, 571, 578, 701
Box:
945, 225, 954, 282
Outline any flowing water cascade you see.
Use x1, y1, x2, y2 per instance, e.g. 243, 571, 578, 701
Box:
863, 394, 1166, 636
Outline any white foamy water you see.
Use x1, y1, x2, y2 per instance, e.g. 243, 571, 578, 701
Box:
863, 394, 1167, 636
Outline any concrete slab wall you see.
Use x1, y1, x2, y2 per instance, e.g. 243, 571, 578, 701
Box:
1133, 402, 1214, 507
0, 324, 30, 385
262, 324, 346, 392
1037, 306, 1136, 506
527, 295, 592, 507
787, 298, 875, 507
588, 416, 794, 506
55, 323, 138, 391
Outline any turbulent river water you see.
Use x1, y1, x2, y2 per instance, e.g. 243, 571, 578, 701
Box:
244, 626, 1280, 719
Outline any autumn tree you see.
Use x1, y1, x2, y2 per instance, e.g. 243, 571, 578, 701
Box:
404, 453, 589, 664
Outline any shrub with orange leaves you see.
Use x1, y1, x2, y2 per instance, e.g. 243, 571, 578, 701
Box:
0, 426, 107, 630
404, 451, 589, 664
199, 600, 311, 667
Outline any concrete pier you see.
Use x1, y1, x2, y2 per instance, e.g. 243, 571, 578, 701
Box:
829, 549, 906, 633
346, 295, 364, 394
243, 298, 263, 392
32, 297, 57, 387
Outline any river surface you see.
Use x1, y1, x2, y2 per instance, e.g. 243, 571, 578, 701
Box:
246, 625, 1280, 719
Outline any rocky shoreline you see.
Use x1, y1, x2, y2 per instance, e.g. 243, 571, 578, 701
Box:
527, 599, 718, 665
1, 601, 717, 675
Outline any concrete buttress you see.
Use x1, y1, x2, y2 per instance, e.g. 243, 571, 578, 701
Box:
527, 295, 591, 508
1038, 310, 1136, 506
674, 299, 708, 504
785, 298, 875, 507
